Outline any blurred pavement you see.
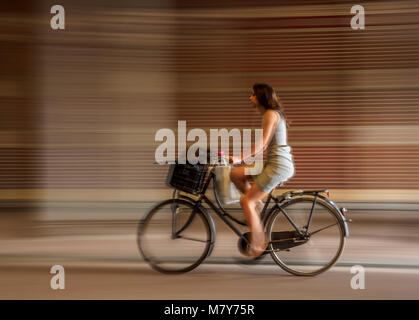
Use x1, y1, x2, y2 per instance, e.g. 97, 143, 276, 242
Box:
1, 201, 419, 269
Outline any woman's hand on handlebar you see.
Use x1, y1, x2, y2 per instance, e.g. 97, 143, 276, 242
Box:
229, 155, 242, 165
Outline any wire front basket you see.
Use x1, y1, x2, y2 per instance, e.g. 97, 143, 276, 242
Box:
166, 162, 210, 195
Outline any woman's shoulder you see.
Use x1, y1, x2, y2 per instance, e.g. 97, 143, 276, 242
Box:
264, 109, 281, 123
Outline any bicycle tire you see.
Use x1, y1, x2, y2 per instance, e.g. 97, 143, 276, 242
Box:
137, 199, 214, 274
266, 195, 346, 276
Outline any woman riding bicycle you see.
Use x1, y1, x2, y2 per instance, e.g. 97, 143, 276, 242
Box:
229, 83, 295, 258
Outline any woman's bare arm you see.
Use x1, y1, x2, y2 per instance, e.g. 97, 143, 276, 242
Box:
231, 110, 279, 163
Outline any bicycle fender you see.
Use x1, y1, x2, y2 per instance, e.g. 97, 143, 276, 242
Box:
177, 194, 199, 205
317, 195, 350, 238
284, 193, 350, 238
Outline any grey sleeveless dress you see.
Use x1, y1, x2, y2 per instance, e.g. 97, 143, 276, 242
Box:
253, 110, 295, 193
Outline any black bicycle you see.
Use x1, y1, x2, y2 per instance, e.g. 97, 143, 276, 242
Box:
137, 160, 350, 276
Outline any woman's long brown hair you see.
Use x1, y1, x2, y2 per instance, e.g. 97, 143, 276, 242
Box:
252, 83, 291, 128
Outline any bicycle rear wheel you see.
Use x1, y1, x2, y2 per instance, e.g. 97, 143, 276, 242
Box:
137, 199, 214, 274
267, 196, 345, 276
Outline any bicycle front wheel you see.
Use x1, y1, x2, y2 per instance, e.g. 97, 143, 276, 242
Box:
137, 199, 214, 274
267, 196, 345, 276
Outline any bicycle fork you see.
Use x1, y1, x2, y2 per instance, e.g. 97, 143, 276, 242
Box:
170, 200, 200, 239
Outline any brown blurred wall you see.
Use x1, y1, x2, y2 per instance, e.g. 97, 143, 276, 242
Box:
0, 2, 43, 234
1, 1, 419, 210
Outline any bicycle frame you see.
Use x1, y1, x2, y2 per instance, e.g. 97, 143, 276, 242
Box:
175, 169, 312, 245
174, 166, 350, 246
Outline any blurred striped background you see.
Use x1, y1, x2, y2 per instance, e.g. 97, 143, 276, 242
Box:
1, 0, 419, 206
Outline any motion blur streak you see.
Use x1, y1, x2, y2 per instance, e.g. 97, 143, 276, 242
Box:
2, 1, 419, 196
0, 0, 419, 299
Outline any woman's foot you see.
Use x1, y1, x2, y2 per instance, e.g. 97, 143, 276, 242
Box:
244, 234, 268, 259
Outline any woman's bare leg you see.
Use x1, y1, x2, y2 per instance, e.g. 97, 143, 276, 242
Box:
231, 165, 264, 215
240, 184, 268, 258
230, 165, 251, 194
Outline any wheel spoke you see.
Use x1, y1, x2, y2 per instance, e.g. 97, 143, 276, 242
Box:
310, 222, 339, 236
177, 236, 208, 243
